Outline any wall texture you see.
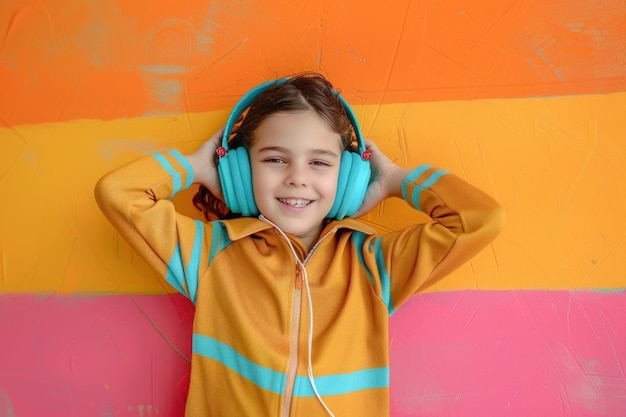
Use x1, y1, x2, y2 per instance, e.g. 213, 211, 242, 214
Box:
1, 0, 625, 416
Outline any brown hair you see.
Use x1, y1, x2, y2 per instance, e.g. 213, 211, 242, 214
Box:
193, 72, 355, 221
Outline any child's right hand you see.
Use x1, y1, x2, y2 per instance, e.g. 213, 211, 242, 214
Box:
186, 127, 225, 201
353, 139, 410, 217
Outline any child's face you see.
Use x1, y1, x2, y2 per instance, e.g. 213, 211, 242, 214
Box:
249, 110, 343, 248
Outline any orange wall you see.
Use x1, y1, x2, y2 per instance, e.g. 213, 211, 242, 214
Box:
2, 92, 626, 294
2, 0, 625, 125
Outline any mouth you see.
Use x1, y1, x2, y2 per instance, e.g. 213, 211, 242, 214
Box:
278, 198, 313, 208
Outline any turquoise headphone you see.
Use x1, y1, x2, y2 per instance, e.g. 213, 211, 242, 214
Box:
216, 78, 371, 220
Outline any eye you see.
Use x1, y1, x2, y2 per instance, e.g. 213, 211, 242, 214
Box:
311, 160, 331, 167
264, 157, 286, 164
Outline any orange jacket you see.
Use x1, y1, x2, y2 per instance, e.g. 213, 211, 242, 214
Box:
95, 150, 505, 417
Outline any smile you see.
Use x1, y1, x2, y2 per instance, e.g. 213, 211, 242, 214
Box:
278, 198, 312, 207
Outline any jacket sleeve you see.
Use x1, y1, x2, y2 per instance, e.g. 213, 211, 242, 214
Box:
94, 150, 229, 303
366, 164, 506, 313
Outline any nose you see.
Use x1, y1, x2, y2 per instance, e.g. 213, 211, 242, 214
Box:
285, 162, 308, 187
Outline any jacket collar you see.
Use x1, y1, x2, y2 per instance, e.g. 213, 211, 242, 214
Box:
220, 216, 377, 241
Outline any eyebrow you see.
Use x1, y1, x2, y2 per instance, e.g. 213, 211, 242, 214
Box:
256, 146, 340, 158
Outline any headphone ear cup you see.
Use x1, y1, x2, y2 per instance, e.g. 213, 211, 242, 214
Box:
328, 151, 371, 219
234, 147, 258, 216
341, 154, 371, 217
327, 151, 352, 219
218, 148, 259, 216
218, 152, 240, 214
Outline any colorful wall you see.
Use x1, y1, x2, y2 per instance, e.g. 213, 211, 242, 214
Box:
1, 0, 625, 416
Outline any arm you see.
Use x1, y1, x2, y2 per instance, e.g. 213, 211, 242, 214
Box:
357, 140, 505, 310
94, 130, 228, 302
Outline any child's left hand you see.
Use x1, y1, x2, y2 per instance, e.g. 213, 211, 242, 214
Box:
186, 127, 226, 200
353, 139, 410, 218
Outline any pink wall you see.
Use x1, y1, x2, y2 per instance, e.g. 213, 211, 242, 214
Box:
2, 290, 624, 416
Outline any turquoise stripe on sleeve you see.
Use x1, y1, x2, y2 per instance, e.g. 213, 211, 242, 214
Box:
372, 237, 395, 315
184, 220, 204, 303
168, 149, 194, 189
401, 164, 432, 201
165, 244, 187, 296
153, 153, 181, 198
192, 334, 389, 396
209, 222, 233, 264
352, 232, 374, 287
403, 167, 449, 211
411, 186, 424, 211
421, 169, 449, 188
165, 223, 203, 302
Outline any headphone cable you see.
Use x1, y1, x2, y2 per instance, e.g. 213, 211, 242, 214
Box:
259, 215, 336, 417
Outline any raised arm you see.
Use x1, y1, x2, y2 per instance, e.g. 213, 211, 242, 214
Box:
355, 139, 505, 310
94, 129, 228, 302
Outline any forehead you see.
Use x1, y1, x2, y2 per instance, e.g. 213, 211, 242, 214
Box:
251, 111, 343, 154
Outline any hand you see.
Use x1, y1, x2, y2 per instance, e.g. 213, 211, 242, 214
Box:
186, 127, 226, 200
353, 139, 410, 217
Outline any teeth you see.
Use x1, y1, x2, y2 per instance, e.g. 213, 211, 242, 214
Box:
279, 198, 311, 207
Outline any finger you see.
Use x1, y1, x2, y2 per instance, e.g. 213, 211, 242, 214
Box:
213, 126, 226, 139
363, 138, 377, 149
208, 127, 226, 148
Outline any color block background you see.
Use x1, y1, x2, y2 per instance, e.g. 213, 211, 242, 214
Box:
1, 0, 625, 416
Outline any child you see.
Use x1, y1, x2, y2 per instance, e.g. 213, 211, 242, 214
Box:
95, 73, 505, 417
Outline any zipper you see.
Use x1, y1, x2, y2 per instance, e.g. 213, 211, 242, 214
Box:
281, 264, 303, 417
280, 229, 337, 417
258, 214, 338, 417
303, 227, 337, 266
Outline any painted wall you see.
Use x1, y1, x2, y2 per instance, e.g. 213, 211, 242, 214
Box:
1, 0, 625, 416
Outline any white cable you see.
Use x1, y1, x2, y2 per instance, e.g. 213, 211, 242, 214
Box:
259, 215, 336, 417
300, 263, 336, 417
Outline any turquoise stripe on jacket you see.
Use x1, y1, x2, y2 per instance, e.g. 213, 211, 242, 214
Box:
402, 165, 449, 210
153, 153, 182, 198
193, 335, 389, 396
165, 221, 204, 303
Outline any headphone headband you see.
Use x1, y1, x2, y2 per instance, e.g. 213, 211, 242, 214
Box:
220, 77, 367, 156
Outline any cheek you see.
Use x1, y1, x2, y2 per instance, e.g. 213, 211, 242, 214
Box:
321, 169, 340, 196
250, 163, 276, 200
250, 164, 264, 194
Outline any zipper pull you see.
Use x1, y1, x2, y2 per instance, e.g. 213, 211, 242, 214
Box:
295, 264, 303, 289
